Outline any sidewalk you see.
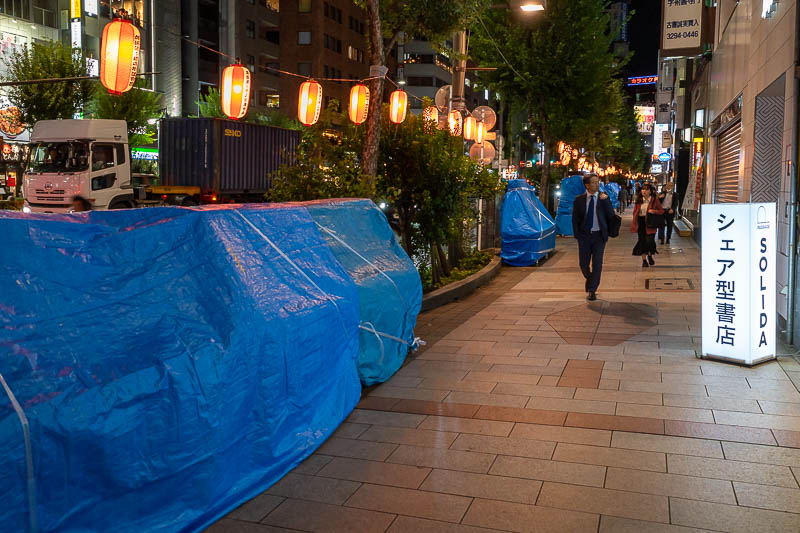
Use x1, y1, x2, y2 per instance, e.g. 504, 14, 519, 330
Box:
209, 213, 800, 533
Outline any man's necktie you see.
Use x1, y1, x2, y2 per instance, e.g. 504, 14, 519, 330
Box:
584, 195, 595, 232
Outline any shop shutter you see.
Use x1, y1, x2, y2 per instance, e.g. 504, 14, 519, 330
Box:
714, 122, 741, 203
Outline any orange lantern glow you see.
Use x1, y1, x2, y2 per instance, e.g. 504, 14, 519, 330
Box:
100, 19, 141, 95
348, 84, 370, 125
423, 106, 438, 130
389, 89, 408, 124
475, 121, 487, 144
220, 64, 251, 120
298, 80, 323, 126
463, 116, 477, 140
448, 110, 462, 136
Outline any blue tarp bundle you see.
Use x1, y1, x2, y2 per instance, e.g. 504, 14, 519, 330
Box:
500, 179, 556, 266
603, 182, 620, 209
555, 175, 586, 236
305, 199, 422, 386
0, 201, 419, 533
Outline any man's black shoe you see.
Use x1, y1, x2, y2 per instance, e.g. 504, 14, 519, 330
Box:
659, 239, 664, 245
587, 291, 597, 301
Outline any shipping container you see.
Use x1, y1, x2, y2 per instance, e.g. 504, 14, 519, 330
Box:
158, 118, 300, 197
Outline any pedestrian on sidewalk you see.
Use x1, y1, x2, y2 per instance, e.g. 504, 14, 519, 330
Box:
618, 186, 628, 214
631, 183, 664, 267
572, 173, 615, 301
657, 182, 679, 245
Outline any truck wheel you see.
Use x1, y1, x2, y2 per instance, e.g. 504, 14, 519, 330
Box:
109, 200, 132, 209
181, 197, 199, 206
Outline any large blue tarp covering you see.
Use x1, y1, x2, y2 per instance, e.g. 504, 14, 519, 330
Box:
555, 175, 586, 236
603, 182, 620, 209
306, 199, 422, 386
0, 203, 386, 532
500, 179, 556, 266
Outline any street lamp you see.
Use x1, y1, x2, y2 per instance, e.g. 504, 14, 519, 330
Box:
519, 3, 544, 11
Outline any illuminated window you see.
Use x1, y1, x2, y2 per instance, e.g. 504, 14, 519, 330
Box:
298, 0, 311, 13
298, 31, 311, 45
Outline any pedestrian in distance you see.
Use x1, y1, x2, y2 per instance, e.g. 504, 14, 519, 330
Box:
657, 181, 679, 245
631, 183, 664, 267
618, 186, 628, 214
572, 173, 616, 301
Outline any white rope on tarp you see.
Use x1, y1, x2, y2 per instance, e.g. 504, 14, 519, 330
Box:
359, 322, 425, 363
0, 372, 38, 533
313, 221, 410, 310
234, 210, 350, 338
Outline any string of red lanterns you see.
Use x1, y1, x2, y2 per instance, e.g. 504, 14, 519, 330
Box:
98, 16, 492, 133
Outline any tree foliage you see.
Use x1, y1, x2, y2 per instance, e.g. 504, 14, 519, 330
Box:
89, 78, 163, 148
3, 40, 92, 126
267, 103, 372, 202
196, 88, 302, 130
377, 106, 499, 261
470, 0, 624, 205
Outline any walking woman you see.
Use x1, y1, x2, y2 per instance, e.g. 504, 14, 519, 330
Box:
631, 183, 664, 267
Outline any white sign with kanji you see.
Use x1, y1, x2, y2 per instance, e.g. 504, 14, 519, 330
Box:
701, 203, 777, 365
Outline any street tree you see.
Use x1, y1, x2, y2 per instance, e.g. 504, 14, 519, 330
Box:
377, 104, 499, 283
470, 0, 622, 207
357, 0, 491, 184
3, 40, 92, 127
196, 88, 227, 119
89, 78, 162, 148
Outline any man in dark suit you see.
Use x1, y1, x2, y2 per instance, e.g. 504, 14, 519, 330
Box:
572, 174, 616, 301
657, 181, 680, 245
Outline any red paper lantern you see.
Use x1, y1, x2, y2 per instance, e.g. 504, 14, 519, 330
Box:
348, 84, 370, 125
448, 110, 462, 136
100, 19, 141, 95
423, 106, 438, 132
389, 90, 408, 124
298, 80, 323, 126
221, 64, 251, 120
463, 116, 477, 140
475, 121, 487, 144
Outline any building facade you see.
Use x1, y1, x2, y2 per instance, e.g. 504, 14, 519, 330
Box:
673, 0, 799, 342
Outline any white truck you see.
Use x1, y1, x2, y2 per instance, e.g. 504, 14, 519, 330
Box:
23, 120, 138, 213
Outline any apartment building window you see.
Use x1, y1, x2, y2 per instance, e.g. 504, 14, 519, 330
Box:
246, 20, 256, 38
262, 62, 280, 75
336, 39, 341, 53
297, 63, 312, 76
323, 2, 342, 22
264, 0, 279, 12
298, 0, 311, 13
298, 31, 311, 45
324, 65, 329, 78
259, 92, 280, 108
246, 55, 256, 73
261, 29, 279, 44
347, 45, 356, 61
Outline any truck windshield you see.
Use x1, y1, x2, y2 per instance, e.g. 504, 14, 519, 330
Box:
28, 142, 90, 173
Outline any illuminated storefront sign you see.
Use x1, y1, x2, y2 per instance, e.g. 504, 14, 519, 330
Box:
70, 21, 82, 49
634, 106, 655, 134
132, 147, 158, 161
701, 203, 777, 366
627, 75, 658, 86
662, 0, 703, 53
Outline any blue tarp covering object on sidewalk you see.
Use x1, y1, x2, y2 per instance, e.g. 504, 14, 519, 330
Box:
500, 179, 557, 266
0, 200, 419, 533
306, 199, 422, 386
603, 182, 620, 210
555, 174, 586, 236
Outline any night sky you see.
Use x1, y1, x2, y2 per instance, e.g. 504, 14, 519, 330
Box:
625, 0, 662, 77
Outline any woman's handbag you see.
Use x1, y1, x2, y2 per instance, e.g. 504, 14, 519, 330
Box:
646, 211, 665, 229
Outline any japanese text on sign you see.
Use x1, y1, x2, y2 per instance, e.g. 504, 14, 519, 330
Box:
662, 0, 703, 51
701, 204, 776, 366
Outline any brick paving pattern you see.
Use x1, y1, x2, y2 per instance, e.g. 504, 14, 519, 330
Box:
207, 214, 800, 533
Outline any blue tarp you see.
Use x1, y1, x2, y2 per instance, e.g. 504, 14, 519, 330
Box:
500, 179, 556, 266
0, 201, 417, 533
555, 175, 586, 236
306, 199, 422, 386
603, 182, 620, 209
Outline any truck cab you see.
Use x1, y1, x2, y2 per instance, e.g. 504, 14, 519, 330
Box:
23, 119, 133, 213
